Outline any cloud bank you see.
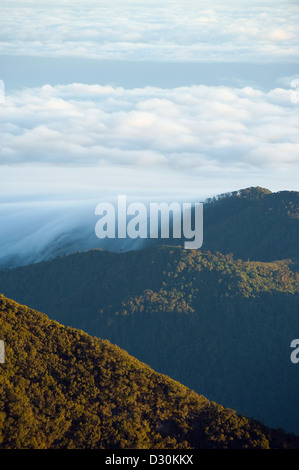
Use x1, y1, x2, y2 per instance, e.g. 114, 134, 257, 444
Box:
0, 0, 298, 267
0, 0, 298, 62
1, 83, 298, 174
0, 199, 147, 268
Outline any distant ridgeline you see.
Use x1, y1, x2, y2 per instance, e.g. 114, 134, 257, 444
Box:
155, 186, 299, 262
202, 187, 299, 261
0, 186, 297, 270
1, 294, 299, 449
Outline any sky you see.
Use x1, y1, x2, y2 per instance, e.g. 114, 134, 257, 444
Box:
0, 0, 298, 265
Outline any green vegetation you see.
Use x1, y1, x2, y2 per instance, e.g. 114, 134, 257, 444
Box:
0, 187, 298, 443
153, 187, 299, 261
1, 246, 299, 434
0, 294, 298, 449
202, 187, 299, 261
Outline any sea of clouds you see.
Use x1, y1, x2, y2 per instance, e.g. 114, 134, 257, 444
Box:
1, 83, 298, 175
0, 0, 298, 62
0, 0, 298, 267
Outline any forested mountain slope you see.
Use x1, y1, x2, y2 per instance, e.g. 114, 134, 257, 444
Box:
201, 187, 299, 261
2, 295, 298, 449
1, 247, 298, 434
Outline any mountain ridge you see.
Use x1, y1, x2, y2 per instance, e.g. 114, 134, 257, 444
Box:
202, 186, 299, 261
0, 186, 298, 269
1, 293, 299, 449
1, 246, 298, 433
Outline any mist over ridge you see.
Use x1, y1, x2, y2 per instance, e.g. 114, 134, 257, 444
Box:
1, 186, 298, 269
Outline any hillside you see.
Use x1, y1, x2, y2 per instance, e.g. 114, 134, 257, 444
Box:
1, 247, 299, 433
147, 187, 299, 262
202, 187, 299, 261
2, 294, 298, 449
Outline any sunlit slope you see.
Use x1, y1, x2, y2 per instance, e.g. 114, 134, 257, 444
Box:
1, 294, 299, 449
1, 246, 299, 433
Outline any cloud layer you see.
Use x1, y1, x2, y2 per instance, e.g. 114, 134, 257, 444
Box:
1, 1, 298, 267
0, 0, 298, 62
1, 83, 298, 174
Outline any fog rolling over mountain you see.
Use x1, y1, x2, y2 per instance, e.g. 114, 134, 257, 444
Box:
0, 186, 298, 435
1, 0, 298, 452
0, 187, 298, 269
0, 198, 147, 269
1, 294, 299, 449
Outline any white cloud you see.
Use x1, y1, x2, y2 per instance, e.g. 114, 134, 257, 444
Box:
0, 83, 298, 179
268, 28, 294, 41
0, 0, 298, 62
0, 0, 298, 267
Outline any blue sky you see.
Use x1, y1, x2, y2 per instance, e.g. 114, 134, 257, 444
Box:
0, 0, 298, 265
